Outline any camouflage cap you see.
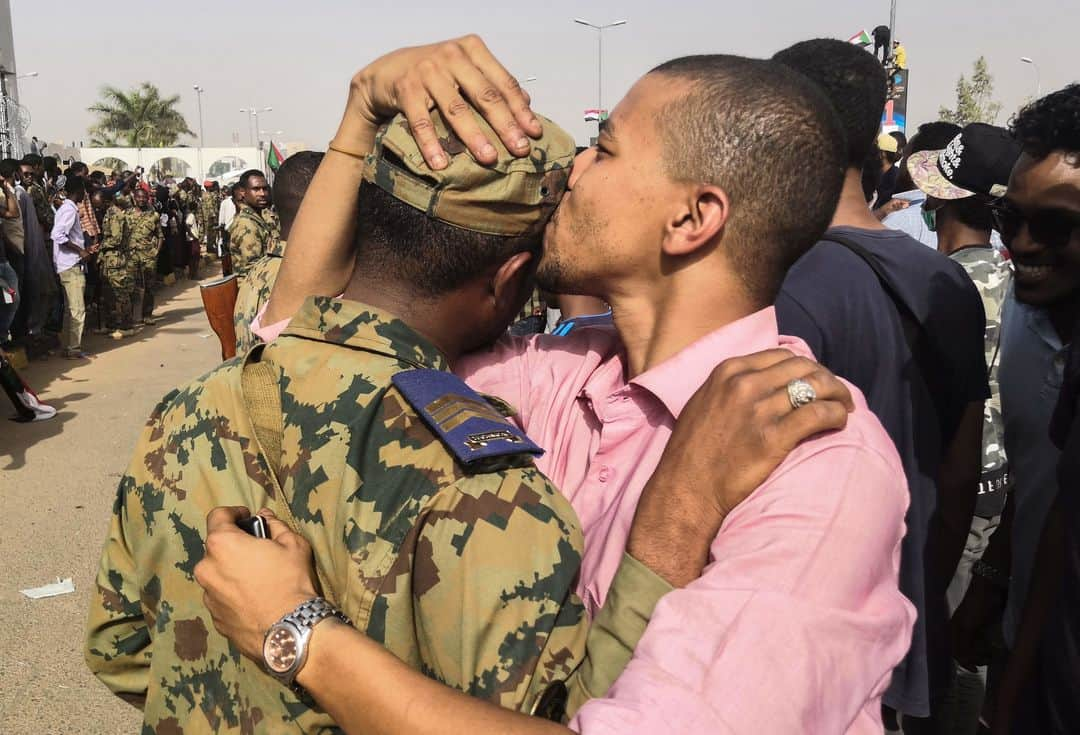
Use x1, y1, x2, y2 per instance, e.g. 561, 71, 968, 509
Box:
362, 110, 575, 237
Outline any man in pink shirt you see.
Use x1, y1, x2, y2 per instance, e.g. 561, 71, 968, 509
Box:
196, 38, 915, 733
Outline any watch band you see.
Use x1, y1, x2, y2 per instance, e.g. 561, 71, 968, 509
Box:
266, 597, 353, 690
283, 597, 352, 632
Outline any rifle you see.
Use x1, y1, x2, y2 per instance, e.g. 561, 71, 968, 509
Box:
199, 274, 239, 361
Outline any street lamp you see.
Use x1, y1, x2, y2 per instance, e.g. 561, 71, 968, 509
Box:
193, 84, 206, 180
240, 106, 272, 150
1020, 57, 1042, 98
573, 18, 627, 120
523, 76, 538, 83
134, 123, 155, 172
16, 71, 38, 79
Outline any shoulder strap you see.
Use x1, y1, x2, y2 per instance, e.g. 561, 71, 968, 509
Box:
240, 346, 340, 608
391, 369, 543, 473
824, 232, 952, 438
825, 231, 925, 355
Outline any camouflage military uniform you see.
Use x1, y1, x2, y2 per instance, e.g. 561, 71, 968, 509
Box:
233, 239, 286, 355
27, 181, 53, 232
952, 247, 1013, 509
85, 296, 644, 733
227, 204, 276, 277
262, 207, 282, 241
127, 208, 163, 320
199, 191, 222, 254
98, 204, 135, 330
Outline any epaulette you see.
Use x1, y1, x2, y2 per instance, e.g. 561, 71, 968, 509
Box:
391, 369, 543, 472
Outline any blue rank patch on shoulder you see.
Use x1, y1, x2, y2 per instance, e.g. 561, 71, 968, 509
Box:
391, 369, 544, 470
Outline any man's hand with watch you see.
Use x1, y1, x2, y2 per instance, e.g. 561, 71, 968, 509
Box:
194, 507, 343, 689
263, 597, 352, 692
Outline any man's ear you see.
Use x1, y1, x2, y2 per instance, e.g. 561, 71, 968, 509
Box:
491, 251, 536, 312
663, 184, 730, 257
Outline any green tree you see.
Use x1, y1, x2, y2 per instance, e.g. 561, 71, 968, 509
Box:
88, 82, 193, 147
939, 57, 1003, 126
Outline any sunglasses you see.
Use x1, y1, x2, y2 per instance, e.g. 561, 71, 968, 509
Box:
991, 202, 1080, 250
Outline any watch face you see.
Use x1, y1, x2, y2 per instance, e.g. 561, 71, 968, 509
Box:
263, 625, 299, 674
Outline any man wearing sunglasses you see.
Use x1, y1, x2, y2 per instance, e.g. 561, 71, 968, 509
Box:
987, 85, 1080, 734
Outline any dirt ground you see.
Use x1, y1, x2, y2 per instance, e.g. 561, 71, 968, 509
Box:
0, 274, 221, 734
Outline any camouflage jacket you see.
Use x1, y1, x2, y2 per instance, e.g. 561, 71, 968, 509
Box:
228, 205, 276, 277
127, 208, 163, 257
199, 193, 221, 230
262, 207, 282, 242
85, 297, 617, 733
951, 246, 1012, 502
100, 205, 129, 253
233, 241, 286, 355
28, 182, 53, 231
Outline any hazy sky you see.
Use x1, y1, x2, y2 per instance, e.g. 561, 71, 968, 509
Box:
10, 0, 1079, 150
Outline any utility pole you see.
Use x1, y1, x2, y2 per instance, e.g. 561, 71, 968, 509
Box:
887, 0, 898, 64
193, 84, 205, 180
573, 18, 627, 123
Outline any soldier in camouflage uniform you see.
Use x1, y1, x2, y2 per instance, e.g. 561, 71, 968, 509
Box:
86, 111, 667, 732
97, 195, 137, 336
127, 188, 164, 325
19, 159, 53, 235
200, 182, 222, 257
234, 239, 285, 354
233, 152, 324, 355
907, 122, 1019, 612
227, 171, 276, 277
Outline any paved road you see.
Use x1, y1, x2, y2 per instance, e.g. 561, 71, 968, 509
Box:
0, 275, 221, 733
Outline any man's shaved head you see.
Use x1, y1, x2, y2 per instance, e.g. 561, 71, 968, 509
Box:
649, 55, 846, 298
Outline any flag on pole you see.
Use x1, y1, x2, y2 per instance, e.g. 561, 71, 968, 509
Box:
584, 108, 609, 122
848, 29, 873, 47
266, 141, 285, 172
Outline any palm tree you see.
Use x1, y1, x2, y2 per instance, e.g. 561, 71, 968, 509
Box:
88, 82, 194, 147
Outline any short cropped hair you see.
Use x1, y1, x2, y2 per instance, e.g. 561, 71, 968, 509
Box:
0, 158, 18, 178
237, 169, 266, 189
649, 54, 846, 300
774, 39, 888, 170
64, 176, 86, 197
20, 154, 42, 167
354, 181, 542, 296
272, 151, 323, 234
1010, 84, 1080, 159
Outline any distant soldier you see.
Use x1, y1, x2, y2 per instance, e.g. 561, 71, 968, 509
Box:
226, 170, 276, 276
96, 192, 136, 338
199, 181, 222, 257
233, 152, 322, 355
127, 188, 163, 325
19, 156, 53, 235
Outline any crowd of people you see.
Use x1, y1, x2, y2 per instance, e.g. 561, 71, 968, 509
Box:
5, 30, 1070, 735
0, 156, 290, 421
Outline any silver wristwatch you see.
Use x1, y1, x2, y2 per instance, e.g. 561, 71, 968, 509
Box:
262, 597, 352, 688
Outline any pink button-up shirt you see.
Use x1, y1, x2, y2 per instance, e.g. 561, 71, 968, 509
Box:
254, 306, 915, 733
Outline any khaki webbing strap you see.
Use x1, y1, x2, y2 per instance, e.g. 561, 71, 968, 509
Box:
240, 350, 340, 608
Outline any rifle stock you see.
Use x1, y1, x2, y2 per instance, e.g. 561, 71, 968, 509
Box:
200, 274, 239, 361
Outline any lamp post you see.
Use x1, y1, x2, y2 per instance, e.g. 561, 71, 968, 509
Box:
193, 84, 206, 180
1020, 57, 1042, 98
240, 106, 272, 156
16, 71, 37, 79
134, 123, 154, 173
573, 18, 627, 120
